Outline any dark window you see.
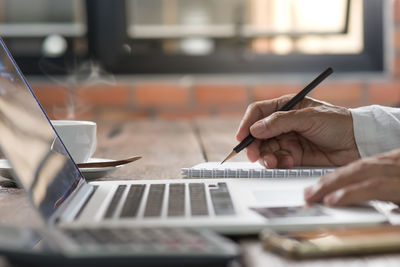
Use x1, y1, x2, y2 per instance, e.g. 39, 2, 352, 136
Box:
0, 0, 88, 75
1, 0, 385, 75
93, 0, 385, 74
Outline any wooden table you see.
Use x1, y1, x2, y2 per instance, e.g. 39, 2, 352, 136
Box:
1, 117, 400, 267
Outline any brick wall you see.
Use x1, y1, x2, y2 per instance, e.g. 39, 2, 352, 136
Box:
31, 2, 400, 122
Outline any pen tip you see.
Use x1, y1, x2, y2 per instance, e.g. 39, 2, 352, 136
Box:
220, 150, 237, 165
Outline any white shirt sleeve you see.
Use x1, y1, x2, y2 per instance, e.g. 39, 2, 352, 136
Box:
350, 105, 400, 157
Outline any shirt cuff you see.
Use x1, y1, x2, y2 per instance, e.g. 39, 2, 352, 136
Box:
350, 105, 400, 158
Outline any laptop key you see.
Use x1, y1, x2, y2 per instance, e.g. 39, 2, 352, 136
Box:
189, 183, 208, 216
120, 184, 145, 218
209, 183, 235, 216
144, 184, 165, 217
104, 185, 126, 219
168, 184, 185, 217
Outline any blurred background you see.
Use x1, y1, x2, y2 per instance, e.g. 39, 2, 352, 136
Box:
0, 0, 398, 121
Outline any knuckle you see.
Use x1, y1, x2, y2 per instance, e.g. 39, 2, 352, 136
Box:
245, 102, 258, 115
338, 188, 351, 199
354, 160, 372, 173
268, 112, 280, 121
247, 102, 258, 111
249, 101, 264, 111
269, 111, 287, 121
301, 107, 321, 119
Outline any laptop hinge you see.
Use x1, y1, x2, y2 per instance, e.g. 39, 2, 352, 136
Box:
49, 181, 93, 225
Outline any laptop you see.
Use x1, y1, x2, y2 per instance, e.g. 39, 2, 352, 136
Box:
0, 38, 388, 239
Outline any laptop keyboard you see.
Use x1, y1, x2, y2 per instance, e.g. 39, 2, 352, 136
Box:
100, 182, 235, 220
120, 184, 145, 217
144, 184, 165, 217
104, 185, 126, 219
189, 183, 209, 216
168, 184, 185, 216
62, 227, 237, 255
210, 183, 235, 216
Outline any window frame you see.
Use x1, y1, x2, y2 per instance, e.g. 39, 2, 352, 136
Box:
92, 0, 384, 75
1, 0, 88, 75
3, 0, 386, 75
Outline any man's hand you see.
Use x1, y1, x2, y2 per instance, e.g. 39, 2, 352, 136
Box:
304, 149, 400, 206
236, 95, 360, 168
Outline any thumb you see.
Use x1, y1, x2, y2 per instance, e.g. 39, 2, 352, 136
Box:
250, 109, 313, 139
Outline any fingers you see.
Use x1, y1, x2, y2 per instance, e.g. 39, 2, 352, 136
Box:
260, 136, 280, 155
304, 162, 366, 203
274, 151, 294, 168
236, 95, 339, 168
245, 139, 261, 162
304, 157, 400, 206
258, 152, 294, 169
250, 108, 314, 140
258, 154, 276, 168
247, 138, 295, 168
236, 95, 294, 141
324, 177, 400, 206
236, 102, 265, 141
258, 135, 297, 168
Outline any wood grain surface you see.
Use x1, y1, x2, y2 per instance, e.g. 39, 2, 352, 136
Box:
194, 118, 248, 162
94, 120, 204, 180
0, 118, 399, 267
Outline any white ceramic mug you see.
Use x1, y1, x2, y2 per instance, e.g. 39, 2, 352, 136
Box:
51, 120, 97, 163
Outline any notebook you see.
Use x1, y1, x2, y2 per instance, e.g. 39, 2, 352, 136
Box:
181, 162, 335, 179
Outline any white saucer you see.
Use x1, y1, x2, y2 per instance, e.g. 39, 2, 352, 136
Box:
0, 157, 120, 181
79, 157, 122, 180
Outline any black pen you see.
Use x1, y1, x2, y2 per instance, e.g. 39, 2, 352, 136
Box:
221, 67, 334, 164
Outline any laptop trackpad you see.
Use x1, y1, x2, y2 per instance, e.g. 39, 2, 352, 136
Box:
252, 189, 305, 206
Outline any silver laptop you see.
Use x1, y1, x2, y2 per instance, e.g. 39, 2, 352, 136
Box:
0, 38, 388, 237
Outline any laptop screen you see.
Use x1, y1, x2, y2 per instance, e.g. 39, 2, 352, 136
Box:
0, 39, 84, 221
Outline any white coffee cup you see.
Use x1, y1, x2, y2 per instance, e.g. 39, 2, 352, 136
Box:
51, 120, 97, 163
